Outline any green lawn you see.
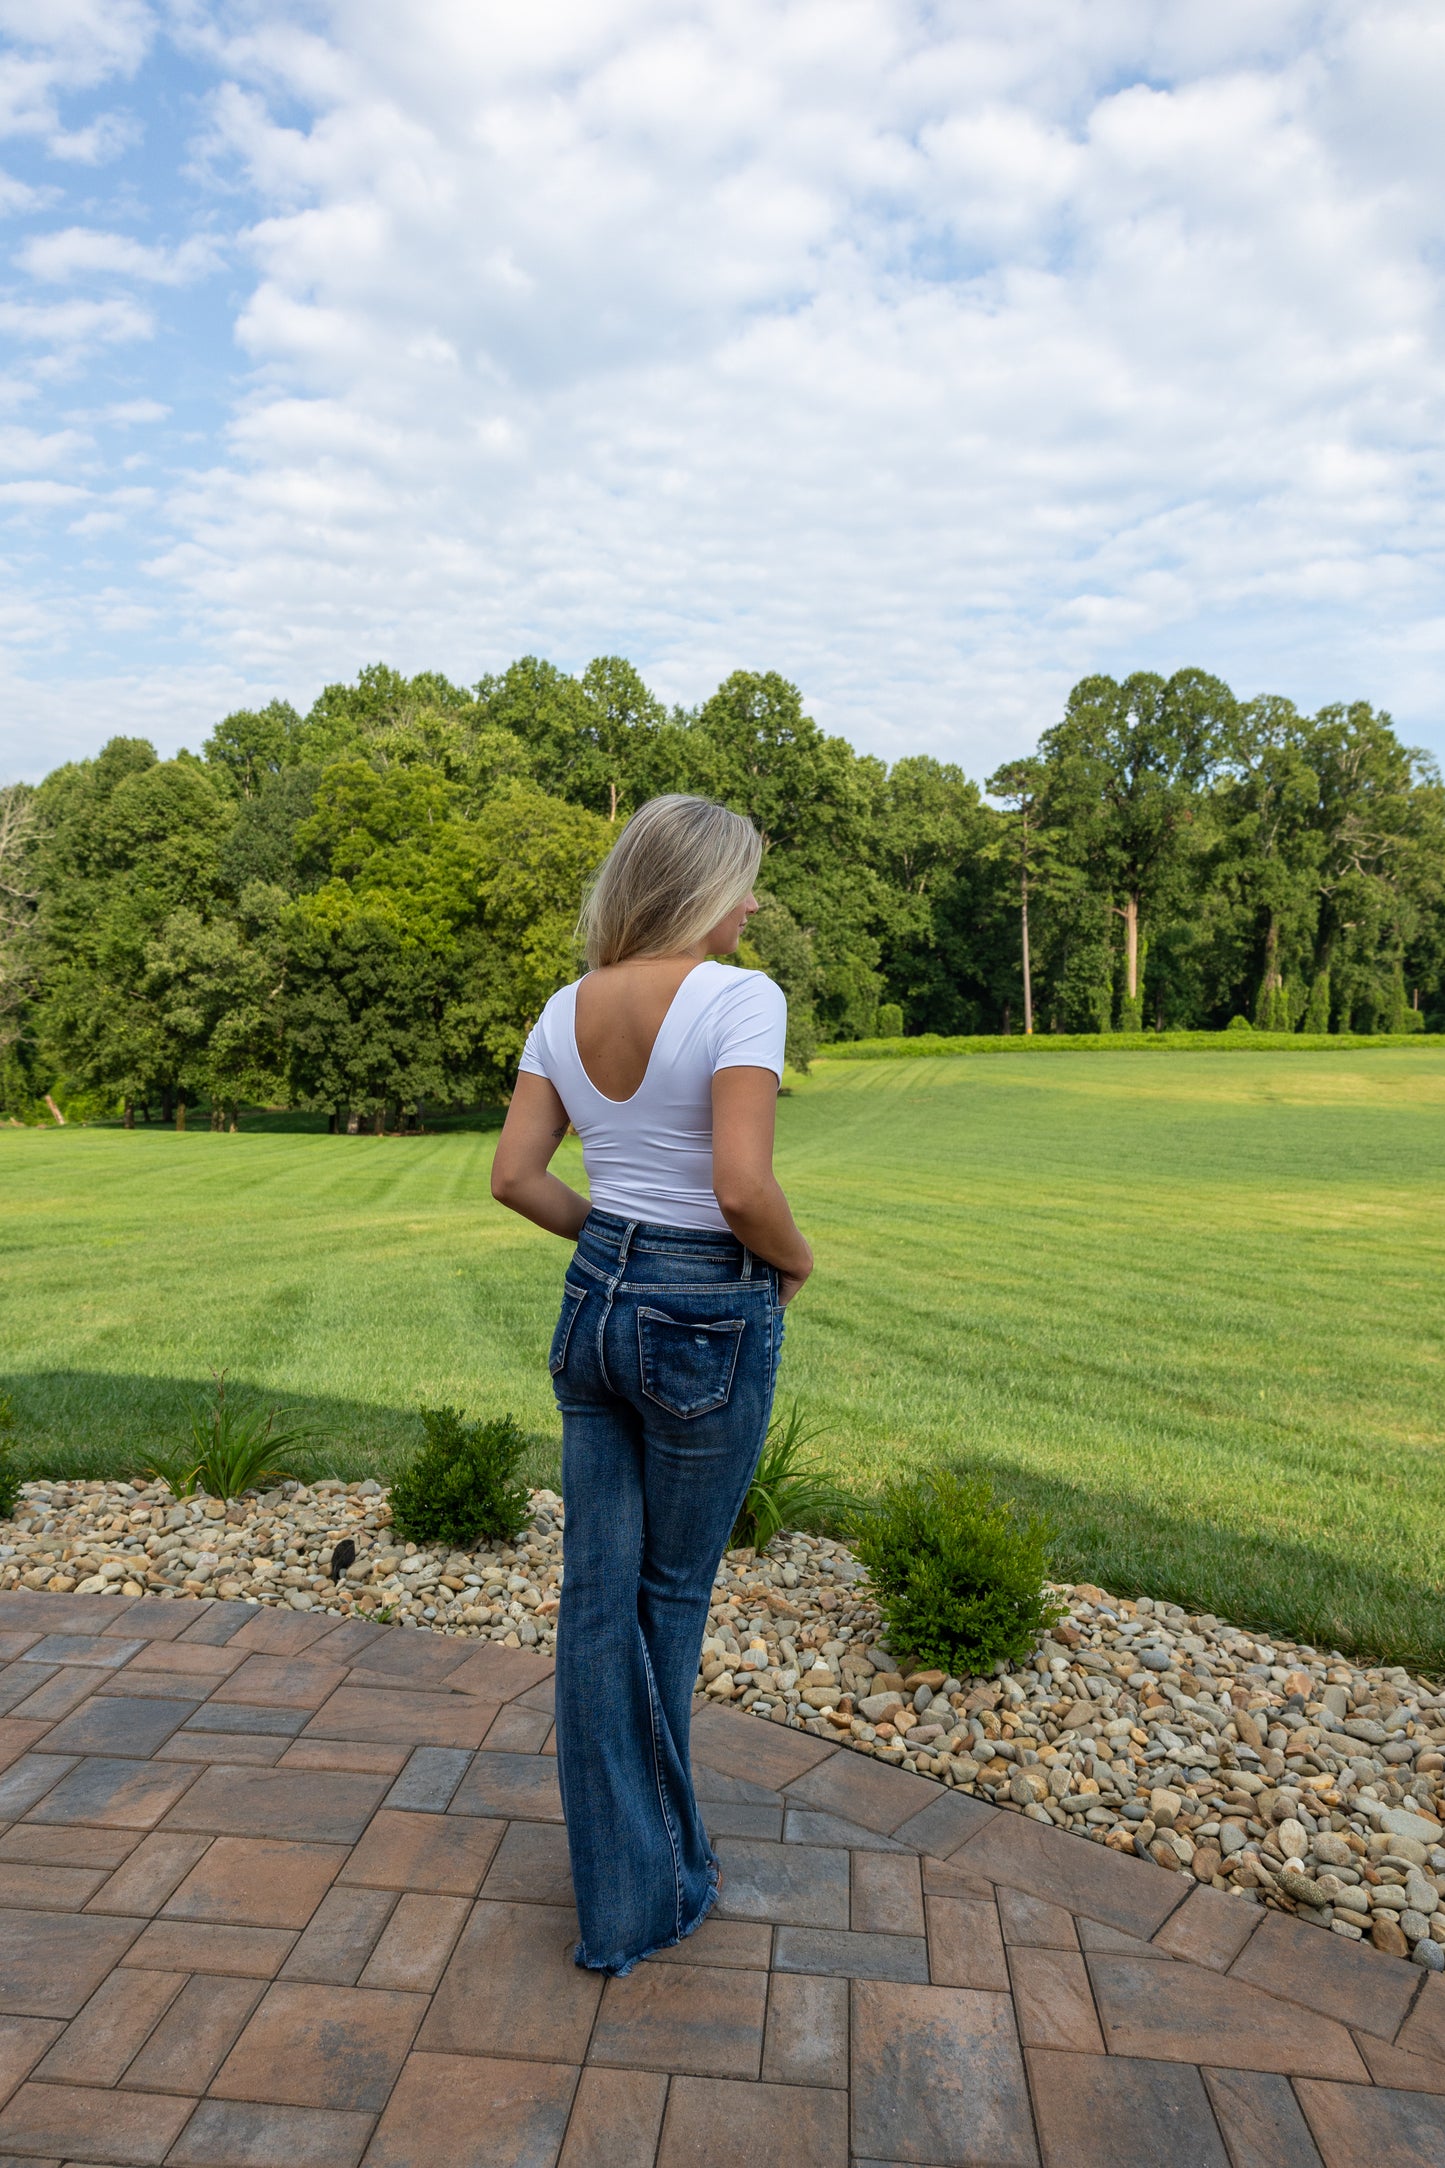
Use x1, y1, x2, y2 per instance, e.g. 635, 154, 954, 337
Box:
3, 1050, 1442, 1670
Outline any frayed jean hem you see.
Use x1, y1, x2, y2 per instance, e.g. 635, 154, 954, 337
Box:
571, 1859, 720, 1979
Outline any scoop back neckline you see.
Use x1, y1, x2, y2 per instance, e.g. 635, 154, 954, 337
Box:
569, 960, 721, 1105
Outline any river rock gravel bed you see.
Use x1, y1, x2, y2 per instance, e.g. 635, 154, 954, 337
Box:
4, 1472, 1443, 1965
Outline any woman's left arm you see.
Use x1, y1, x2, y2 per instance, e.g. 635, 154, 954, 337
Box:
491, 1074, 591, 1238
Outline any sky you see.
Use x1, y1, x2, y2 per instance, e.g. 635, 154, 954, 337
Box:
2, 0, 1443, 785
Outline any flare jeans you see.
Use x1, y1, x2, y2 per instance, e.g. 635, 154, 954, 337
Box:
549, 1207, 784, 1974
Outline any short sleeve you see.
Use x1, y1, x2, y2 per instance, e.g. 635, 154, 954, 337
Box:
516, 996, 555, 1079
710, 970, 787, 1079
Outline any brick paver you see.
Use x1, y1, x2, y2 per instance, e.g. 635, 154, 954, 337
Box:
0, 1589, 1440, 2166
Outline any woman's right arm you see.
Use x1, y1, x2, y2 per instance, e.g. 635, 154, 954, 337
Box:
491, 1073, 591, 1239
711, 1067, 813, 1302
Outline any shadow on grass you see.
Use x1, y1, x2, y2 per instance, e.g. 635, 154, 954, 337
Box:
1, 1369, 562, 1495
956, 1451, 1445, 1676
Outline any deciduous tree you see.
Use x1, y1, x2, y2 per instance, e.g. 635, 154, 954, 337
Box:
1039, 670, 1232, 1028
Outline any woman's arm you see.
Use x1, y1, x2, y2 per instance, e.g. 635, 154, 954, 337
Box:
711, 1067, 813, 1302
490, 1073, 592, 1238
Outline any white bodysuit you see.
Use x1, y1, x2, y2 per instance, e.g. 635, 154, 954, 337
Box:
517, 962, 787, 1232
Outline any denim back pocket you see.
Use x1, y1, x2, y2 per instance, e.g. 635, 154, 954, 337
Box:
549, 1282, 587, 1377
637, 1306, 746, 1419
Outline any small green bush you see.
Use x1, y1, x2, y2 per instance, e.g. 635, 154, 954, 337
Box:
876, 1003, 903, 1040
732, 1402, 853, 1551
0, 1393, 19, 1521
147, 1373, 316, 1501
852, 1466, 1062, 1675
389, 1407, 531, 1550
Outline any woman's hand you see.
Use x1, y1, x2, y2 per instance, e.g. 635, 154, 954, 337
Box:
777, 1257, 812, 1307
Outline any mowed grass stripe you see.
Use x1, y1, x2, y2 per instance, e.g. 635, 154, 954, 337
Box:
2, 1049, 1442, 1667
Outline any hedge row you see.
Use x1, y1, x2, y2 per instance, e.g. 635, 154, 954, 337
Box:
816, 1029, 1445, 1063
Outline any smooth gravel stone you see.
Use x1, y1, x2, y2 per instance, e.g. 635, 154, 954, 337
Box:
1406, 1871, 1440, 1915
1379, 1807, 1445, 1843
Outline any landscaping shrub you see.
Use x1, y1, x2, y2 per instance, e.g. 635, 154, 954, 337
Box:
147, 1373, 316, 1501
389, 1406, 531, 1549
876, 1002, 903, 1039
853, 1466, 1062, 1674
0, 1394, 18, 1520
732, 1402, 854, 1551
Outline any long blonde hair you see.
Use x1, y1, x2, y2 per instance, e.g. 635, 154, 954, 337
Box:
580, 794, 762, 969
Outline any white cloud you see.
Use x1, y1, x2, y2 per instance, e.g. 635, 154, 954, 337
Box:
0, 296, 153, 346
84, 397, 169, 425
3, 0, 1445, 778
68, 483, 155, 535
18, 225, 220, 282
45, 110, 143, 163
0, 1, 153, 152
0, 479, 88, 507
0, 421, 89, 471
0, 164, 49, 210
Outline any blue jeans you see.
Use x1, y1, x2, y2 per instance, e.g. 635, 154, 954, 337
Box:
550, 1208, 784, 1974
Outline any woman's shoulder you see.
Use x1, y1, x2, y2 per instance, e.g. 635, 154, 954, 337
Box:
540, 976, 584, 1015
696, 961, 786, 1011
524, 978, 580, 1057
698, 963, 786, 1073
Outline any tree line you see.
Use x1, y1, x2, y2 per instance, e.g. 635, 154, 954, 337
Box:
1, 657, 1440, 1127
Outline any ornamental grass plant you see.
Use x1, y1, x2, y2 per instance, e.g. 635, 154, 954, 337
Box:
731, 1401, 854, 1551
146, 1372, 316, 1501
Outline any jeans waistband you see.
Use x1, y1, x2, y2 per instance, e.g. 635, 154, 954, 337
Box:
580, 1208, 747, 1260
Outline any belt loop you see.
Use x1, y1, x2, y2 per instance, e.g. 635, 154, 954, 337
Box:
615, 1220, 637, 1275
740, 1247, 753, 1281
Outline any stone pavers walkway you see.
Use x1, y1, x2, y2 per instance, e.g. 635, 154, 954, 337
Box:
2, 1592, 1444, 2168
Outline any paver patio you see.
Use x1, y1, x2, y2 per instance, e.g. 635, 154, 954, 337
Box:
1, 1589, 1443, 2167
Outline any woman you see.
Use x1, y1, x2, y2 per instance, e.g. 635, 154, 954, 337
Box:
491, 793, 813, 1975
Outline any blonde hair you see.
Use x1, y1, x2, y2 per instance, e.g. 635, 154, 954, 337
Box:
581, 794, 762, 969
